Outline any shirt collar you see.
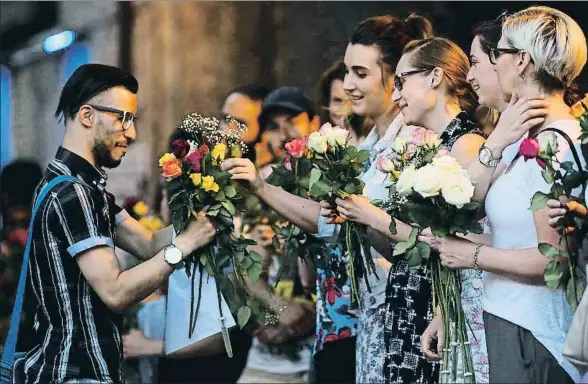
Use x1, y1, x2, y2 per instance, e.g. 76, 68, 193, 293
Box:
55, 147, 108, 191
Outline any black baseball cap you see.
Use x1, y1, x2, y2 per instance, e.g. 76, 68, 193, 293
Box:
258, 86, 316, 130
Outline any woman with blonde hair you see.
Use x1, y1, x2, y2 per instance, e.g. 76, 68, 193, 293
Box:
422, 6, 587, 383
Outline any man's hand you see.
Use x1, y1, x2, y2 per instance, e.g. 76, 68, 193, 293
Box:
221, 158, 265, 192
122, 329, 163, 359
176, 212, 216, 256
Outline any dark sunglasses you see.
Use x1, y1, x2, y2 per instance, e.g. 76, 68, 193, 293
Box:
394, 67, 435, 91
87, 104, 137, 130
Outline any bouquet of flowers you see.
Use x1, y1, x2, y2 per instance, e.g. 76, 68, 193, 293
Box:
528, 93, 588, 309
270, 123, 368, 303
265, 136, 332, 278
377, 127, 483, 383
159, 113, 265, 355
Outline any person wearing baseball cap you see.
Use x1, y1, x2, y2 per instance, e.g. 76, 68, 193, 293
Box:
257, 86, 320, 153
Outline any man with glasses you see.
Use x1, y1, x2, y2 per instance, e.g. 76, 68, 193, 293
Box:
19, 64, 217, 383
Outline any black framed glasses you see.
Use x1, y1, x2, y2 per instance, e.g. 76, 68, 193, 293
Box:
87, 104, 137, 130
394, 67, 435, 91
488, 48, 522, 65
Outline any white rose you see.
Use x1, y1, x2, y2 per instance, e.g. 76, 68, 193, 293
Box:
325, 126, 349, 147
413, 164, 444, 198
432, 155, 462, 174
395, 164, 417, 195
537, 132, 558, 155
441, 173, 475, 208
393, 138, 408, 154
424, 131, 442, 149
308, 131, 328, 154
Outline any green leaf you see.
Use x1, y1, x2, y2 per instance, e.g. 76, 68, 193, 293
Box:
240, 257, 252, 269
356, 150, 370, 164
309, 168, 322, 191
406, 246, 423, 268
393, 229, 417, 256
237, 305, 252, 328
541, 168, 555, 184
344, 182, 358, 194
247, 263, 263, 284
543, 260, 564, 290
538, 243, 561, 259
310, 180, 332, 200
530, 191, 552, 211
224, 185, 237, 198
221, 200, 236, 215
416, 241, 431, 261
389, 218, 397, 235
249, 251, 262, 262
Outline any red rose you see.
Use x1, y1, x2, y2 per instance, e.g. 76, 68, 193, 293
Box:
172, 139, 190, 158
536, 158, 547, 169
186, 150, 203, 172
8, 228, 28, 248
200, 144, 210, 155
519, 138, 540, 160
285, 137, 308, 158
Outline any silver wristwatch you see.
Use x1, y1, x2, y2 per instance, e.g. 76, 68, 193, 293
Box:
478, 145, 500, 167
164, 229, 184, 269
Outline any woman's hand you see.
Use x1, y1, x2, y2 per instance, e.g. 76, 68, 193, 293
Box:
418, 235, 476, 269
334, 195, 387, 227
122, 329, 163, 359
319, 201, 344, 224
484, 92, 548, 158
221, 158, 265, 191
421, 312, 444, 361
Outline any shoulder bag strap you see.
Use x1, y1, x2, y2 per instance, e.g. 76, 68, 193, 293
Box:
1, 175, 88, 374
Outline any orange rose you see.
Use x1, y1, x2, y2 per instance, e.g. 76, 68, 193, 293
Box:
162, 159, 183, 179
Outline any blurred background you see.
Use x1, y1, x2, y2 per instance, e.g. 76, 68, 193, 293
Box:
1, 0, 587, 205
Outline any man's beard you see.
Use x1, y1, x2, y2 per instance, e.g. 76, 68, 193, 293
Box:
92, 139, 122, 169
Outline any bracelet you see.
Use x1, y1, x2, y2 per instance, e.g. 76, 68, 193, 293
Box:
473, 243, 483, 271
263, 300, 288, 326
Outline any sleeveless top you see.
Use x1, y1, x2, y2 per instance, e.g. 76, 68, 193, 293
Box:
383, 111, 484, 384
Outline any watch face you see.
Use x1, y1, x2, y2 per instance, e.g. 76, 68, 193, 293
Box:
165, 246, 183, 264
479, 147, 492, 165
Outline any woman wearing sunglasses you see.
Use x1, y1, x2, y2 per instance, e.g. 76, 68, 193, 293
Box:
421, 6, 587, 383
222, 13, 436, 383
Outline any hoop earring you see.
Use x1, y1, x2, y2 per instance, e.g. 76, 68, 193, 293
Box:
514, 74, 526, 87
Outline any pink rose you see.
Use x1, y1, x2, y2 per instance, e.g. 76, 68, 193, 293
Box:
285, 137, 308, 158
412, 127, 428, 146
536, 158, 547, 169
376, 156, 395, 172
186, 149, 203, 172
436, 148, 450, 158
284, 155, 293, 171
520, 138, 540, 160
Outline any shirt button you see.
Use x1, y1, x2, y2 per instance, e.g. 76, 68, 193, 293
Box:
369, 296, 376, 305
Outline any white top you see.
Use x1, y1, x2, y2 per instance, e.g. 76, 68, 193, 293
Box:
317, 114, 413, 309
484, 119, 584, 382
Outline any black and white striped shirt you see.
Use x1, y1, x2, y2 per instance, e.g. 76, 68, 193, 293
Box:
23, 147, 129, 383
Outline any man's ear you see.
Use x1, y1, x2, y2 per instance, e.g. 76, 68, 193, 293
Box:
78, 105, 94, 129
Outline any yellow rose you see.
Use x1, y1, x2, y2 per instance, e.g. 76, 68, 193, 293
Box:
413, 164, 443, 198
211, 143, 228, 164
307, 132, 328, 154
395, 164, 417, 195
570, 100, 586, 119
190, 173, 202, 186
441, 173, 475, 208
158, 153, 176, 167
132, 201, 149, 217
432, 155, 462, 175
201, 175, 220, 193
